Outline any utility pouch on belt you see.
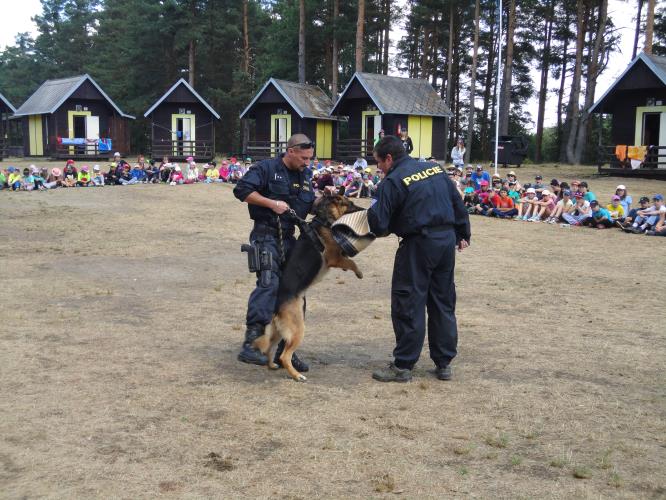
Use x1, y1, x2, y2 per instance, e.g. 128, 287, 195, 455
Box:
258, 248, 273, 287
241, 243, 260, 273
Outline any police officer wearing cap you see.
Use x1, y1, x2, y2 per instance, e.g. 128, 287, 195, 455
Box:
233, 134, 316, 371
368, 135, 471, 383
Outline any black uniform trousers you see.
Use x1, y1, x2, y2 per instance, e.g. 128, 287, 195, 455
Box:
391, 228, 458, 370
245, 226, 295, 327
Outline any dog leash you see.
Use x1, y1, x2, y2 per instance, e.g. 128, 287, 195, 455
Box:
277, 209, 325, 258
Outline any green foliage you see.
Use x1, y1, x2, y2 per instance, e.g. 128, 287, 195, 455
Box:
0, 0, 624, 160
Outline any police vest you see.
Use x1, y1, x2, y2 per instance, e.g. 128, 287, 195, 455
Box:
387, 156, 457, 237
248, 157, 315, 227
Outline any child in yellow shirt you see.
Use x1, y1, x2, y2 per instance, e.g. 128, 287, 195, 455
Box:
606, 195, 625, 221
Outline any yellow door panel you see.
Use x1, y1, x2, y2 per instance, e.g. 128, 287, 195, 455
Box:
316, 120, 333, 158
408, 115, 421, 157
420, 116, 432, 158
29, 115, 44, 156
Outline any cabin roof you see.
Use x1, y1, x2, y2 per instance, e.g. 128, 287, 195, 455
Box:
143, 78, 220, 119
13, 74, 135, 118
0, 92, 16, 113
590, 52, 666, 114
240, 78, 336, 120
331, 72, 452, 117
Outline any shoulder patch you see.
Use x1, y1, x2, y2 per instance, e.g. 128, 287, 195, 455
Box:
402, 165, 444, 186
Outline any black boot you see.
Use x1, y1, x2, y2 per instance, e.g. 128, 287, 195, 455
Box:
273, 340, 309, 372
237, 324, 268, 365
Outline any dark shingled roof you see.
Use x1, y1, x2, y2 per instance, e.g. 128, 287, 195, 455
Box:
14, 74, 134, 118
0, 92, 16, 113
332, 72, 452, 117
240, 78, 336, 120
144, 78, 220, 119
590, 52, 666, 114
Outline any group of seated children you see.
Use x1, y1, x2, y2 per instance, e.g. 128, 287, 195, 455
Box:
455, 165, 665, 236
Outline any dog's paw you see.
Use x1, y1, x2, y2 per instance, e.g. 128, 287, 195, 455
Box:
355, 271, 364, 279
295, 374, 307, 382
268, 362, 279, 370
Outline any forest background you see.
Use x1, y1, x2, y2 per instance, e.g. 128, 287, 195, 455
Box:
1, 0, 665, 163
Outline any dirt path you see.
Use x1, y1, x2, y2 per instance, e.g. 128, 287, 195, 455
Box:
1, 165, 665, 498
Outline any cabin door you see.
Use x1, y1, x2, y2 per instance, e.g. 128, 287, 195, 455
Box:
636, 106, 666, 148
68, 110, 92, 155
407, 115, 433, 159
172, 114, 196, 157
316, 120, 333, 159
85, 116, 99, 155
361, 111, 381, 156
28, 115, 44, 156
641, 112, 666, 147
271, 114, 291, 155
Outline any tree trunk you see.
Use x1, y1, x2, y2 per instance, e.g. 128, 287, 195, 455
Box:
557, 7, 571, 162
443, 4, 454, 155
242, 0, 250, 152
298, 0, 306, 83
331, 0, 339, 96
382, 0, 390, 74
189, 39, 195, 86
574, 0, 608, 164
565, 0, 587, 164
421, 24, 431, 79
480, 3, 496, 159
464, 0, 481, 163
535, 0, 554, 163
498, 0, 516, 136
632, 0, 644, 59
644, 0, 656, 54
242, 0, 250, 74
355, 0, 365, 72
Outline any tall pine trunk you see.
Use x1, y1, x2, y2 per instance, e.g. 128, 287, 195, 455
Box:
331, 0, 339, 96
644, 0, 656, 54
189, 40, 195, 86
574, 0, 608, 164
242, 0, 250, 74
443, 4, 454, 155
535, 0, 554, 163
465, 0, 480, 163
355, 0, 365, 72
557, 8, 571, 162
565, 0, 586, 164
382, 0, 390, 74
632, 0, 644, 59
242, 0, 250, 152
298, 0, 306, 83
480, 5, 496, 159
498, 0, 516, 136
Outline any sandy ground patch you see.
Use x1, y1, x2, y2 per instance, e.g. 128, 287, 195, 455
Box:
1, 162, 665, 498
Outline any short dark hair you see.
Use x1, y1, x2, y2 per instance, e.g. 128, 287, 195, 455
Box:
374, 135, 406, 161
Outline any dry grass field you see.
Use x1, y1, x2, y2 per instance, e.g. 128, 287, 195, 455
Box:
1, 159, 665, 499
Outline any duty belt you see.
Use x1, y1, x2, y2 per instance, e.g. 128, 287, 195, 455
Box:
252, 222, 294, 238
403, 224, 453, 237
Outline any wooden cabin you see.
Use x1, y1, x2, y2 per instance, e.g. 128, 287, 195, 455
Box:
144, 78, 220, 161
590, 52, 666, 178
0, 92, 16, 160
331, 72, 452, 162
13, 74, 134, 159
240, 78, 337, 160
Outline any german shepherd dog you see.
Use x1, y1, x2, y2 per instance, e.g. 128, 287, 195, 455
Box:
253, 192, 364, 381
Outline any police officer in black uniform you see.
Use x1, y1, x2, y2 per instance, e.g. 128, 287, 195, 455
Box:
368, 135, 471, 383
233, 134, 316, 371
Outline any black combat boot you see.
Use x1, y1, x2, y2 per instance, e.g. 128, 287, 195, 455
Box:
237, 324, 268, 365
273, 340, 309, 372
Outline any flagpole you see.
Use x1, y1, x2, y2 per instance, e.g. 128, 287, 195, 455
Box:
494, 0, 503, 176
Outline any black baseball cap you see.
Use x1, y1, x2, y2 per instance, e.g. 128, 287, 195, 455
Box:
639, 196, 650, 203
590, 200, 599, 206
